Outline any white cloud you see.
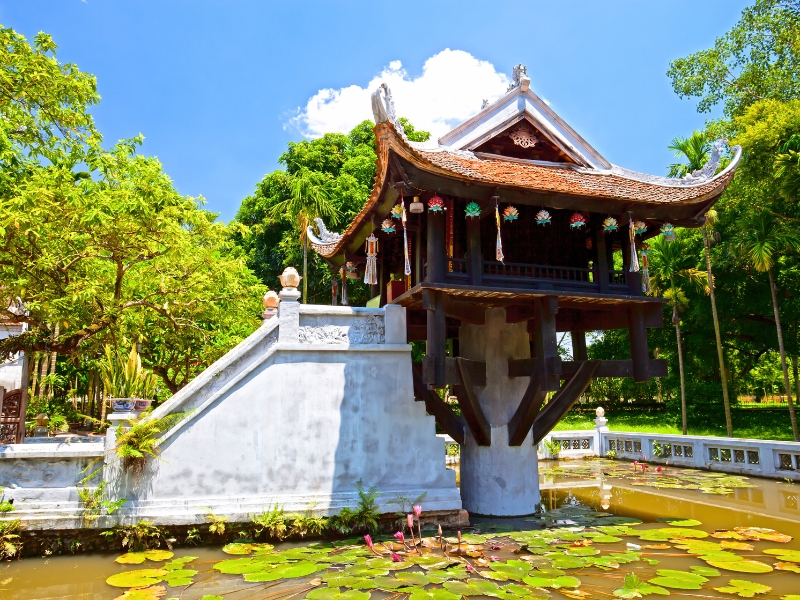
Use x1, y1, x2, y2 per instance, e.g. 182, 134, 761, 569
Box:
289, 49, 511, 141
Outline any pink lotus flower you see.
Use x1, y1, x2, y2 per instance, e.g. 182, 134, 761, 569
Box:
394, 531, 405, 543
391, 553, 402, 562
413, 505, 422, 518
491, 544, 502, 550
438, 524, 443, 537
364, 534, 373, 549
656, 466, 662, 473
466, 563, 475, 572
457, 531, 462, 544
407, 514, 414, 529
490, 555, 500, 561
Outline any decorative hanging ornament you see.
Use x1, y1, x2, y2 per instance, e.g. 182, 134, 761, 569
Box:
495, 200, 504, 264
409, 196, 424, 214
401, 200, 411, 276
391, 204, 403, 219
340, 266, 348, 306
465, 201, 481, 218
381, 218, 395, 233
570, 212, 587, 229
628, 218, 640, 273
364, 234, 378, 285
331, 277, 338, 306
634, 220, 647, 235
603, 217, 618, 232
640, 248, 651, 293
428, 195, 445, 212
503, 206, 519, 221
345, 262, 359, 280
535, 209, 551, 225
660, 222, 677, 241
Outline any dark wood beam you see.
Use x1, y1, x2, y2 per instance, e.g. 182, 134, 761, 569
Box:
444, 297, 486, 325
554, 305, 663, 332
506, 304, 536, 324
422, 288, 447, 388
454, 357, 491, 446
412, 363, 465, 444
532, 360, 600, 445
510, 358, 667, 379
533, 296, 561, 391
466, 217, 482, 285
446, 357, 486, 386
507, 367, 546, 446
427, 205, 446, 283
594, 227, 610, 294
572, 331, 588, 361
628, 304, 650, 382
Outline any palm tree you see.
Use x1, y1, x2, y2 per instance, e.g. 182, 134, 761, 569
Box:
737, 210, 800, 441
648, 236, 708, 435
775, 133, 800, 201
668, 132, 733, 436
668, 131, 709, 178
270, 169, 337, 303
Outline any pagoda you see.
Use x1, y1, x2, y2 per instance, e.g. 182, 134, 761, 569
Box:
308, 65, 740, 515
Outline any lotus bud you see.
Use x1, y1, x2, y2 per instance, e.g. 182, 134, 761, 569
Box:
407, 514, 414, 529
394, 531, 405, 543
391, 553, 402, 562
438, 524, 442, 537
364, 534, 373, 549
457, 531, 462, 543
466, 563, 475, 572
413, 505, 422, 518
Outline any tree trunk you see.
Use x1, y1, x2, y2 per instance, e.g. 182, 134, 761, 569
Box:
303, 236, 308, 304
703, 226, 732, 436
793, 356, 800, 417
673, 301, 688, 436
768, 269, 799, 441
46, 323, 60, 400
38, 351, 47, 401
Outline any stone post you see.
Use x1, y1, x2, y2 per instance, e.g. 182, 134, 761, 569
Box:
594, 406, 609, 457
262, 290, 280, 320
278, 267, 302, 344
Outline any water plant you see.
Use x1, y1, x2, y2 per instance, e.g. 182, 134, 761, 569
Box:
353, 479, 380, 534
606, 449, 617, 459
0, 519, 21, 559
78, 480, 126, 520
288, 505, 328, 538
251, 505, 288, 540
101, 520, 171, 552
205, 513, 228, 536
542, 438, 561, 458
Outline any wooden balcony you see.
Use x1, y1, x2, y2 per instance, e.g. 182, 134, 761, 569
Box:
445, 257, 630, 295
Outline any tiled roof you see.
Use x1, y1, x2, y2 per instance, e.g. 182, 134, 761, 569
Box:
310, 122, 739, 259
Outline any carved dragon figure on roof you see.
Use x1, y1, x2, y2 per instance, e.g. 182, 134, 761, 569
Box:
306, 217, 342, 247
683, 138, 728, 183
371, 83, 406, 138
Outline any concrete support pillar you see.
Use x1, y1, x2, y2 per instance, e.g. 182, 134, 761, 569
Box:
459, 308, 540, 516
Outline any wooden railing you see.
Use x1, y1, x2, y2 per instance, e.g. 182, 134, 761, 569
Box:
484, 261, 593, 283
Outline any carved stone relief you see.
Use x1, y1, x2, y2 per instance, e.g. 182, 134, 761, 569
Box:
299, 315, 385, 345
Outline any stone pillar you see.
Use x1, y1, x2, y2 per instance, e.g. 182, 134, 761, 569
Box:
459, 307, 540, 516
278, 267, 302, 344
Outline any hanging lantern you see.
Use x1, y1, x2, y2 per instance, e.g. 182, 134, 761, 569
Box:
364, 234, 378, 285
503, 206, 519, 221
535, 209, 551, 225
381, 218, 395, 233
495, 201, 504, 263
402, 202, 411, 276
428, 195, 445, 212
409, 195, 424, 214
465, 201, 481, 218
345, 262, 359, 280
628, 218, 640, 273
634, 220, 647, 235
603, 217, 618, 232
570, 212, 587, 229
640, 248, 651, 293
391, 204, 403, 219
660, 222, 677, 241
340, 266, 348, 306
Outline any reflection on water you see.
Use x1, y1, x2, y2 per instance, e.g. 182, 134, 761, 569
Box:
4, 458, 800, 598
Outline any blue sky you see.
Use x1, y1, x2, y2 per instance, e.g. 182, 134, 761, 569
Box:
2, 1, 750, 222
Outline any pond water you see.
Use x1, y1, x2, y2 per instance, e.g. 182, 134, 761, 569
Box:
5, 459, 800, 599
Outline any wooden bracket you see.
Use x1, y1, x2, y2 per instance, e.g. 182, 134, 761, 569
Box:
509, 358, 666, 380
532, 360, 600, 445
506, 367, 546, 446
443, 297, 485, 325
454, 357, 491, 446
412, 363, 465, 445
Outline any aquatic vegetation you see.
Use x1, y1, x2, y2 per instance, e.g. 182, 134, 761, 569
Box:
204, 512, 228, 536
251, 505, 288, 540
714, 579, 772, 598
289, 505, 329, 538
78, 480, 126, 520
101, 520, 170, 552
0, 519, 21, 559
613, 573, 668, 598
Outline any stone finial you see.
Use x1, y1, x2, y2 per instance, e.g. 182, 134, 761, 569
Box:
278, 267, 302, 302
595, 406, 605, 418
262, 290, 280, 320
594, 406, 608, 431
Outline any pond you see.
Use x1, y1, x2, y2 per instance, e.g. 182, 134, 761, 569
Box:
4, 459, 800, 599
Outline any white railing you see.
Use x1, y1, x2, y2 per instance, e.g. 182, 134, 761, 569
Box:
439, 410, 800, 481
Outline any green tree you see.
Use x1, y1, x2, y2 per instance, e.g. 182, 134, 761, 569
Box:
647, 236, 708, 435
667, 0, 800, 117
775, 133, 800, 201
736, 209, 800, 440
667, 131, 709, 177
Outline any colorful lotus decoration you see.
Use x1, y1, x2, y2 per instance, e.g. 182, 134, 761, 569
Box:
465, 201, 481, 218
603, 217, 618, 232
428, 195, 445, 212
570, 212, 587, 229
535, 209, 551, 225
381, 219, 395, 233
503, 206, 519, 221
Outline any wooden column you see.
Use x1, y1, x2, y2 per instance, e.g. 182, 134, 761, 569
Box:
378, 250, 386, 307
572, 331, 588, 361
466, 217, 482, 286
17, 350, 30, 443
414, 227, 422, 286
628, 304, 650, 382
423, 288, 447, 389
533, 296, 561, 391
427, 212, 446, 283
595, 228, 610, 294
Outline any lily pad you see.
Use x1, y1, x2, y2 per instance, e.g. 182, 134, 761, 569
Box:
396, 572, 432, 586
522, 574, 580, 589
113, 587, 167, 600
713, 579, 771, 598
406, 587, 461, 600
704, 559, 773, 573
638, 528, 708, 541
306, 587, 371, 600
222, 542, 274, 555
427, 567, 469, 583
443, 579, 501, 596
656, 518, 701, 527
107, 569, 168, 588
648, 569, 707, 590
690, 565, 720, 577
245, 561, 325, 582
115, 550, 174, 565
763, 548, 800, 562
214, 557, 275, 575
162, 569, 197, 587
163, 556, 198, 571
734, 527, 792, 543
775, 561, 800, 573
489, 560, 533, 581
612, 573, 669, 598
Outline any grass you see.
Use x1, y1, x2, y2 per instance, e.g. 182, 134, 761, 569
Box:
554, 409, 798, 441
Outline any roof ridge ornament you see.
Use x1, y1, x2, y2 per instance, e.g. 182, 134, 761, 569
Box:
506, 64, 530, 92
371, 83, 406, 138
683, 138, 727, 183
307, 217, 342, 248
